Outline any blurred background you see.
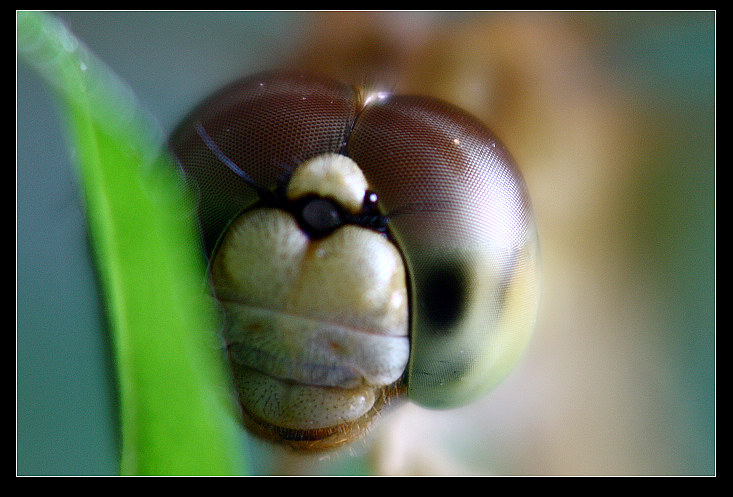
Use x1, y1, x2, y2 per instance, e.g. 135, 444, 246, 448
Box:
17, 11, 715, 475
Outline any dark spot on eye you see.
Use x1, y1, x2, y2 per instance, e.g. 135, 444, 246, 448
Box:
419, 262, 466, 329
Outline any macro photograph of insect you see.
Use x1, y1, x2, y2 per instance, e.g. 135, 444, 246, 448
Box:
17, 11, 714, 476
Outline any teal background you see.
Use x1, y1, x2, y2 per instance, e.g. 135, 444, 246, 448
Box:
17, 11, 715, 475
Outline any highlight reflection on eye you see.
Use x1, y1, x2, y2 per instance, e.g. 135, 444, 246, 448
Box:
169, 71, 540, 451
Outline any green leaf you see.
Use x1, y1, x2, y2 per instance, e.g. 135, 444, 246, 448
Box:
17, 11, 247, 475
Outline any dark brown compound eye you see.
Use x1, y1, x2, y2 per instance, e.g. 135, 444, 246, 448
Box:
168, 71, 539, 450
169, 72, 360, 254
348, 95, 539, 408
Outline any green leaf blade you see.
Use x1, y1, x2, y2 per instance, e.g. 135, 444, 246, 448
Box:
18, 11, 247, 475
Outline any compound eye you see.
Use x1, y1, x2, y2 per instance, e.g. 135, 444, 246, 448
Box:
349, 94, 540, 409
169, 72, 360, 255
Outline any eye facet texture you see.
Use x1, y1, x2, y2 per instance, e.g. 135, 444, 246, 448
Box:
348, 95, 540, 408
170, 73, 360, 254
169, 72, 539, 448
